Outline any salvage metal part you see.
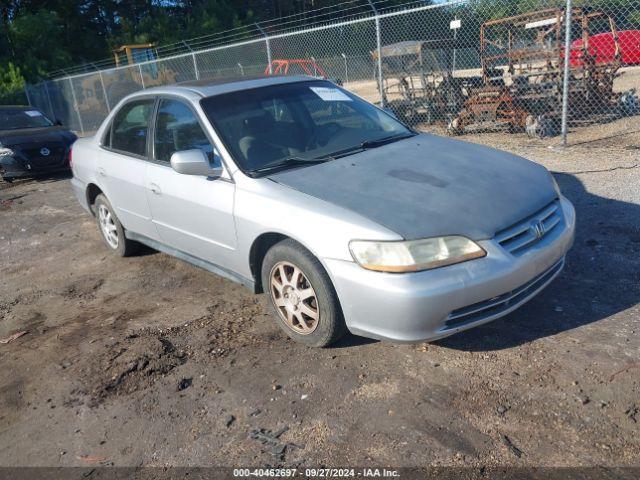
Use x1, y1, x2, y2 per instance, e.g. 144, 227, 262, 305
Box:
450, 8, 636, 138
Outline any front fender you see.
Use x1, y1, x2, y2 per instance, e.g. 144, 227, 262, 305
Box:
231, 176, 401, 281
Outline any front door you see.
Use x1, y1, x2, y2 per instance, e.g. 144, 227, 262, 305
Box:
97, 97, 159, 241
145, 97, 237, 269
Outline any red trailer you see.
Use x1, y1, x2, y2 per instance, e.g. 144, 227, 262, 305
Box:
264, 59, 328, 77
571, 30, 640, 66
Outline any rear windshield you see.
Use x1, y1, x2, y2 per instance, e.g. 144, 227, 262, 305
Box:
0, 109, 53, 130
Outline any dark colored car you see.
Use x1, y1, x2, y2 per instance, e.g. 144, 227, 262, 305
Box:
0, 106, 76, 183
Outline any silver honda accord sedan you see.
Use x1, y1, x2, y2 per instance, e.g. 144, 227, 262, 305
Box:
70, 76, 575, 347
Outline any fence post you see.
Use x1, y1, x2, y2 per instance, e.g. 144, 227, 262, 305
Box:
44, 82, 56, 120
341, 53, 348, 84
452, 17, 458, 73
561, 0, 572, 146
68, 77, 85, 135
138, 64, 146, 88
23, 85, 32, 106
192, 53, 200, 80
256, 23, 273, 74
99, 72, 111, 112
367, 0, 385, 107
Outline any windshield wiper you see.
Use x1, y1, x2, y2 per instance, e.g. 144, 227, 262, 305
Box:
250, 132, 417, 175
248, 157, 329, 175
360, 132, 416, 149
297, 132, 417, 165
320, 146, 364, 160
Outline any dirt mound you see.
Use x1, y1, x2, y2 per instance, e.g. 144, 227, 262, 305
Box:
79, 303, 266, 406
59, 277, 105, 301
87, 333, 187, 406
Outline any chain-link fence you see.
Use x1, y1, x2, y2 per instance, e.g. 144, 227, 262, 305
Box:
25, 0, 640, 146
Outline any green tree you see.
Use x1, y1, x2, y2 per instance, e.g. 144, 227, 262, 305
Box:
8, 10, 72, 80
0, 62, 26, 105
1, 0, 638, 106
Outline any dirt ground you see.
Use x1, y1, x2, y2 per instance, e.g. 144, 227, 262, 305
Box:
0, 122, 639, 471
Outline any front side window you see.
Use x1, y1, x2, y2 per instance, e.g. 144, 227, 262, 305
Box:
109, 99, 154, 157
154, 98, 216, 164
200, 80, 411, 174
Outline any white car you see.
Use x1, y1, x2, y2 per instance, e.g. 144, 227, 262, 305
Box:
71, 76, 575, 347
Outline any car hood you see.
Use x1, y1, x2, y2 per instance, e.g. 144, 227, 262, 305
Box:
268, 134, 557, 241
0, 126, 76, 147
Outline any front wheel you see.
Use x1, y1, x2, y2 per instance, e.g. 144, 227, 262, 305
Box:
94, 194, 138, 257
261, 239, 347, 347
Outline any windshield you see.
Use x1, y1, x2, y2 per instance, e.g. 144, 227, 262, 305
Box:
200, 80, 412, 174
0, 109, 53, 130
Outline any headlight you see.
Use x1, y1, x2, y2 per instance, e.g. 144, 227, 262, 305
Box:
0, 147, 15, 157
349, 236, 486, 273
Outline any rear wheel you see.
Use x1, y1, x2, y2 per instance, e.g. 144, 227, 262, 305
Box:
94, 194, 138, 257
261, 239, 347, 347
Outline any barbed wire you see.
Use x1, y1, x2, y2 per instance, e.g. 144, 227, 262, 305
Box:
46, 0, 444, 78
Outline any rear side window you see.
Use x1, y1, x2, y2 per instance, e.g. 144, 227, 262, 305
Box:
154, 98, 215, 164
108, 99, 154, 157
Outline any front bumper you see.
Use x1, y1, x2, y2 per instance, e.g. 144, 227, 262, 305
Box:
0, 152, 70, 179
325, 196, 576, 342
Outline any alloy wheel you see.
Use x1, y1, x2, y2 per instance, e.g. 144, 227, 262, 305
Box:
98, 204, 119, 249
269, 261, 319, 334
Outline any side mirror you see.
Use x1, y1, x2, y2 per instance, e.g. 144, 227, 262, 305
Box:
54, 119, 63, 126
170, 149, 223, 177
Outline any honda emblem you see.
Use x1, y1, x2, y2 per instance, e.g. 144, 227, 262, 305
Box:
530, 220, 546, 239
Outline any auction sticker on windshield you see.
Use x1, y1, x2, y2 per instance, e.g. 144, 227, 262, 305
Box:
310, 86, 352, 101
25, 111, 43, 117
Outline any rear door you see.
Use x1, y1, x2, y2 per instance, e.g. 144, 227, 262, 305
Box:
97, 97, 159, 240
145, 97, 237, 269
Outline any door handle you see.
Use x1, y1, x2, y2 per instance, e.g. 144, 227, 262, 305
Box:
97, 167, 107, 177
149, 183, 161, 195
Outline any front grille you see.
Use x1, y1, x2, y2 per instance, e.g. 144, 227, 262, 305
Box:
495, 200, 563, 256
19, 144, 66, 168
444, 258, 564, 329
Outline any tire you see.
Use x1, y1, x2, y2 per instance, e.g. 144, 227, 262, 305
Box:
619, 90, 639, 117
261, 239, 347, 347
526, 114, 559, 138
447, 117, 463, 136
94, 194, 138, 257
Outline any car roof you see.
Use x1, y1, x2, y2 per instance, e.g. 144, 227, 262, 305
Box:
139, 75, 319, 99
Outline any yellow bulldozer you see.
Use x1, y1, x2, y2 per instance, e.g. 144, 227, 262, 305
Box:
76, 44, 178, 128
112, 43, 157, 68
